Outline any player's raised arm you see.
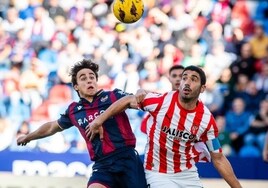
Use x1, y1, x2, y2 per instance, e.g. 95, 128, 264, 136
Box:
17, 120, 62, 146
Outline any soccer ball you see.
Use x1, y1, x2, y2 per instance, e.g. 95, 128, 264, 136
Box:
112, 0, 144, 24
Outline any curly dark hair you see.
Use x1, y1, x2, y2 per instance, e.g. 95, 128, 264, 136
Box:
69, 59, 99, 87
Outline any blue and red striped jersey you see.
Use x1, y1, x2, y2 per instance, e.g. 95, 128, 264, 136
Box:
57, 89, 136, 161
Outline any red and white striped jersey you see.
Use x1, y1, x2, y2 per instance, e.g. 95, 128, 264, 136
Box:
140, 91, 218, 174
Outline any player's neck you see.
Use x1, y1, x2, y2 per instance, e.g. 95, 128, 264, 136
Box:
83, 89, 104, 103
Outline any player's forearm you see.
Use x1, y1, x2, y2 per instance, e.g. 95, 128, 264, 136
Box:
212, 155, 242, 188
25, 121, 60, 142
98, 95, 134, 124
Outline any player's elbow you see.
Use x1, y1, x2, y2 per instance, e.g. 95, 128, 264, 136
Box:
211, 152, 226, 165
46, 121, 62, 135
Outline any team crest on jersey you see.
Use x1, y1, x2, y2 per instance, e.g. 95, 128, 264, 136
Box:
101, 95, 108, 102
191, 125, 199, 135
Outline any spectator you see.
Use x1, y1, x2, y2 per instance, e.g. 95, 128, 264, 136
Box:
210, 0, 232, 25
2, 7, 25, 37
182, 42, 206, 67
225, 97, 253, 154
201, 21, 225, 54
253, 61, 268, 93
229, 42, 258, 82
249, 23, 268, 60
25, 6, 55, 49
113, 61, 140, 94
216, 115, 232, 156
19, 57, 48, 110
238, 80, 266, 114
43, 0, 67, 20
10, 28, 34, 69
230, 0, 254, 37
158, 43, 183, 75
225, 27, 245, 56
244, 99, 268, 152
18, 0, 41, 20
9, 120, 36, 151
0, 22, 12, 72
204, 41, 236, 81
168, 2, 194, 35
57, 41, 83, 86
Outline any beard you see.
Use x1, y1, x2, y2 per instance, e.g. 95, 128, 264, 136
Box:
180, 94, 194, 103
180, 88, 201, 103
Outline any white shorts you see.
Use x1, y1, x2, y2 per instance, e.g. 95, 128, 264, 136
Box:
145, 166, 203, 188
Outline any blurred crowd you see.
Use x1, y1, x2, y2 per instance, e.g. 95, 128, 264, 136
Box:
0, 0, 268, 158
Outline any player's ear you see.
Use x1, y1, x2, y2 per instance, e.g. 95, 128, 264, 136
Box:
74, 84, 79, 91
200, 85, 206, 93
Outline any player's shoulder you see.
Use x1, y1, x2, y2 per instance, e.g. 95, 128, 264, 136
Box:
67, 101, 80, 110
162, 90, 177, 98
112, 88, 132, 96
197, 100, 214, 118
198, 100, 210, 111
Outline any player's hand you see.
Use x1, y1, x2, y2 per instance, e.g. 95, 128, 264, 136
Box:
135, 89, 147, 104
85, 120, 103, 141
17, 135, 29, 146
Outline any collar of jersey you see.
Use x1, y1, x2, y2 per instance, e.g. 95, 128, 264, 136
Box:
80, 89, 104, 102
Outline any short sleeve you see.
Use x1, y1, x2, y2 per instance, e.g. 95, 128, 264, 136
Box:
57, 107, 74, 130
200, 114, 219, 142
141, 92, 165, 112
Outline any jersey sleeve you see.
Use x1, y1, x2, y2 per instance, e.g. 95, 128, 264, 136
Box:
140, 92, 164, 112
57, 105, 74, 130
201, 115, 222, 153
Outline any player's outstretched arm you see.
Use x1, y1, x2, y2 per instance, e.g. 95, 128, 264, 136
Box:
211, 152, 242, 188
86, 95, 137, 141
17, 120, 62, 146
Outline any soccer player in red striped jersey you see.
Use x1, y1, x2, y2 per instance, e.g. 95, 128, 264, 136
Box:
140, 65, 210, 163
86, 65, 242, 188
17, 59, 147, 188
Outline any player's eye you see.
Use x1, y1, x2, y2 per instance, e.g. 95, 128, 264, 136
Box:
81, 77, 86, 81
182, 76, 187, 80
191, 77, 198, 82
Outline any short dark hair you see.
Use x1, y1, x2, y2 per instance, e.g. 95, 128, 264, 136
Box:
169, 65, 184, 74
182, 65, 206, 85
70, 59, 99, 86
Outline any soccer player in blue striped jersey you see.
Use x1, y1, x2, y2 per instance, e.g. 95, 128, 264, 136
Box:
17, 59, 147, 188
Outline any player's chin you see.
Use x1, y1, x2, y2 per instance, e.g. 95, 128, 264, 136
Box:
181, 92, 191, 97
181, 94, 193, 102
85, 91, 96, 97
